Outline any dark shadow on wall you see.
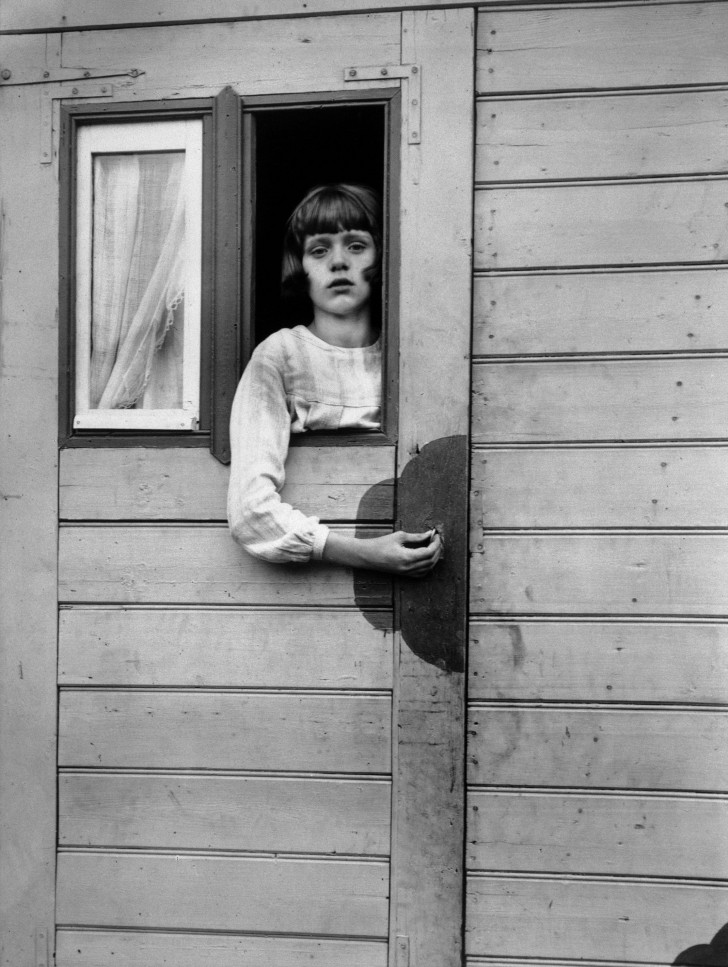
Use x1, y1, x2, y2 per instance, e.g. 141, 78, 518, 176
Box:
353, 435, 468, 674
674, 923, 728, 967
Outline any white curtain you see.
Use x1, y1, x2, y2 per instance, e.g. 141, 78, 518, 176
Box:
90, 152, 186, 410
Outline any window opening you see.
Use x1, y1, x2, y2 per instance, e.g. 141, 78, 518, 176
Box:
251, 104, 386, 346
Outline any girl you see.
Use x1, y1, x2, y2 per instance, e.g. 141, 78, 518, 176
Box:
227, 183, 442, 576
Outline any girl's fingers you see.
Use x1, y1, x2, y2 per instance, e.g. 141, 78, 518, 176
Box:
400, 529, 436, 546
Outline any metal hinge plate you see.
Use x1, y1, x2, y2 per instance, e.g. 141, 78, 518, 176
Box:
344, 63, 421, 144
0, 66, 142, 86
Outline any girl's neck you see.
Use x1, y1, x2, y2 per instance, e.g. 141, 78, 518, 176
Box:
308, 309, 376, 348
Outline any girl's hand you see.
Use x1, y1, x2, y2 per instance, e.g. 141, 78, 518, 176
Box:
322, 529, 443, 576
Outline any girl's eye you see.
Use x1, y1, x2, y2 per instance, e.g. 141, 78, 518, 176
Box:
308, 246, 328, 258
349, 242, 367, 253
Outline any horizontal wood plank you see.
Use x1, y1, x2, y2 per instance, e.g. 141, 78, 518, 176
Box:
466, 876, 728, 962
475, 181, 728, 270
471, 534, 728, 616
59, 608, 393, 688
58, 15, 399, 98
59, 446, 394, 521
56, 931, 387, 967
468, 707, 728, 790
472, 358, 728, 443
477, 90, 728, 183
469, 621, 728, 704
467, 790, 728, 878
56, 852, 388, 937
473, 269, 728, 356
58, 525, 391, 607
59, 773, 390, 854
472, 447, 728, 528
2, 0, 467, 31
59, 690, 390, 772
477, 4, 728, 94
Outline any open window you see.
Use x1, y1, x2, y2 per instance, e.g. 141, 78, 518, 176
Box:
60, 88, 399, 459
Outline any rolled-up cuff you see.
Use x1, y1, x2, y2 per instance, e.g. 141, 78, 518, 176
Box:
311, 523, 331, 562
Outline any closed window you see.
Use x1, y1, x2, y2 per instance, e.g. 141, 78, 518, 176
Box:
73, 120, 203, 430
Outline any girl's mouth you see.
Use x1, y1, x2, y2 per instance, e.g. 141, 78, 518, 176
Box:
329, 279, 353, 289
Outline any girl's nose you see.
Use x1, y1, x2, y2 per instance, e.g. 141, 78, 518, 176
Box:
329, 243, 349, 269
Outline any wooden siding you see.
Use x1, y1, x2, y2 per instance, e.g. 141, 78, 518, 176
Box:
58, 524, 391, 607
55, 931, 388, 967
59, 608, 393, 688
468, 3, 728, 965
56, 852, 389, 936
59, 689, 391, 772
59, 773, 390, 853
472, 270, 728, 357
59, 446, 395, 521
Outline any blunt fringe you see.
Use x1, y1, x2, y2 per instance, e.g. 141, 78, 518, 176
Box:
281, 184, 382, 310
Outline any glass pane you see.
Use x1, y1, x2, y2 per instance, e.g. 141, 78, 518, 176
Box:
90, 151, 186, 411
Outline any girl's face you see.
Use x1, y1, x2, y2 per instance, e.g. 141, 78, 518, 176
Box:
302, 229, 377, 321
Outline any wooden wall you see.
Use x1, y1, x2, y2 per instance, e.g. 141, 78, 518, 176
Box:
467, 2, 728, 964
57, 448, 395, 967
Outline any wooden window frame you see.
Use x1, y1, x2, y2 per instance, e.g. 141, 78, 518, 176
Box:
59, 86, 399, 460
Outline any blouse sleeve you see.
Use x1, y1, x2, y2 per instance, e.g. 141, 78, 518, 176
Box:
227, 342, 330, 563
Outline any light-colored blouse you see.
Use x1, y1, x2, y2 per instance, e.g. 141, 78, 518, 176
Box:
227, 325, 381, 563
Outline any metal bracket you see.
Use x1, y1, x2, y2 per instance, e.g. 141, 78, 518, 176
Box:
35, 928, 48, 967
395, 935, 410, 967
0, 65, 142, 86
40, 81, 116, 164
344, 63, 421, 144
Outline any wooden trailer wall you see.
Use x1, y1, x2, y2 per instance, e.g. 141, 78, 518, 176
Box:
2, 2, 728, 967
467, 2, 728, 965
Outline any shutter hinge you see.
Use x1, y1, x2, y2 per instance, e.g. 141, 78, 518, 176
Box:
35, 928, 48, 967
0, 66, 142, 86
395, 934, 410, 967
344, 63, 421, 144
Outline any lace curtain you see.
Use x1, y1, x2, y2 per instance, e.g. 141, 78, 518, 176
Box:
90, 152, 186, 410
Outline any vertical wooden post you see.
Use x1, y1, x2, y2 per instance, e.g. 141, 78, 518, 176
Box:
0, 78, 58, 966
391, 9, 474, 967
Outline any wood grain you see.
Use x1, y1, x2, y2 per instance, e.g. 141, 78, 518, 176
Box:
468, 706, 728, 790
2, 0, 469, 31
0, 76, 58, 966
467, 790, 728, 878
472, 358, 728, 443
472, 270, 728, 357
56, 931, 388, 967
56, 852, 389, 936
391, 11, 474, 967
477, 4, 728, 94
59, 446, 395, 521
475, 181, 728, 270
58, 15, 400, 99
59, 608, 393, 688
471, 534, 728, 616
59, 690, 391, 772
468, 621, 728, 704
59, 773, 390, 854
477, 90, 728, 182
58, 524, 391, 607
472, 447, 728, 529
466, 876, 728, 962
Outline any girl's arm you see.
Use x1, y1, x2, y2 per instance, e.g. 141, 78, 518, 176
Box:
227, 345, 330, 563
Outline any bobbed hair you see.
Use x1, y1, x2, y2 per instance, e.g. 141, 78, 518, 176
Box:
281, 183, 383, 315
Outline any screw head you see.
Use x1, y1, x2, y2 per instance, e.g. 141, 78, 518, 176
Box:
0, 69, 12, 81
380, 67, 388, 76
71, 87, 79, 95
411, 66, 419, 74
84, 70, 91, 78
43, 70, 50, 78
348, 69, 357, 77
